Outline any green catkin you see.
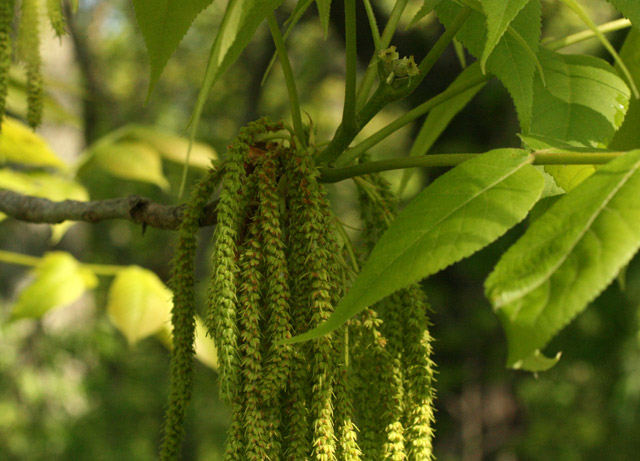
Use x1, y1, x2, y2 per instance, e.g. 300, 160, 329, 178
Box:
0, 0, 14, 128
46, 0, 65, 37
235, 221, 271, 460
402, 285, 436, 461
333, 337, 362, 461
160, 168, 220, 461
286, 148, 340, 460
18, 0, 42, 128
256, 146, 293, 402
207, 142, 248, 402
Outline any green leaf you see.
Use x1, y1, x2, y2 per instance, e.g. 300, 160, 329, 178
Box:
132, 0, 216, 96
485, 149, 640, 370
529, 49, 630, 146
283, 148, 544, 344
436, 0, 541, 130
80, 141, 169, 190
0, 117, 66, 169
610, 28, 640, 151
409, 0, 442, 27
399, 62, 486, 193
607, 1, 640, 29
315, 0, 332, 36
480, 0, 530, 71
11, 252, 97, 320
124, 125, 217, 169
107, 266, 173, 345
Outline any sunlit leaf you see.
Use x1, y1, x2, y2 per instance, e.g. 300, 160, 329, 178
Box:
480, 0, 530, 71
81, 141, 169, 190
485, 150, 640, 371
0, 117, 66, 169
107, 266, 173, 345
132, 0, 216, 96
284, 149, 544, 344
11, 252, 97, 320
125, 125, 217, 169
437, 0, 541, 130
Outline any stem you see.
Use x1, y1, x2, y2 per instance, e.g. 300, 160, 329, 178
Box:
342, 0, 357, 133
0, 249, 124, 275
336, 72, 490, 166
319, 151, 624, 183
319, 6, 472, 166
362, 0, 381, 50
267, 14, 306, 148
355, 0, 409, 109
544, 18, 632, 50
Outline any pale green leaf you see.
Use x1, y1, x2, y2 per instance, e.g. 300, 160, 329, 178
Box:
107, 266, 173, 345
315, 0, 332, 36
81, 141, 169, 190
156, 315, 218, 370
399, 62, 486, 193
436, 0, 541, 130
409, 0, 442, 27
485, 149, 640, 370
132, 0, 216, 96
284, 149, 544, 344
607, 1, 640, 29
0, 117, 66, 169
124, 125, 217, 169
11, 252, 97, 320
480, 0, 530, 71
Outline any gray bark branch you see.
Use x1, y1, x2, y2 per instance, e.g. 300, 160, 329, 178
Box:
0, 189, 219, 230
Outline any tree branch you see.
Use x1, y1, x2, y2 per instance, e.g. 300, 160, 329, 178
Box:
0, 189, 218, 230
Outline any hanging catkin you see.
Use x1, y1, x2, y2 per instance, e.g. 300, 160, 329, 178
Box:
0, 0, 14, 128
160, 168, 221, 461
17, 0, 42, 128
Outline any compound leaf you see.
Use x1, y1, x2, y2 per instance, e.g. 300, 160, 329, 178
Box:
486, 150, 640, 370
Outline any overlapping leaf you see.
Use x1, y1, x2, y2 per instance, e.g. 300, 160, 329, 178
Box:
409, 0, 442, 27
436, 0, 541, 130
607, 1, 640, 29
11, 252, 98, 320
284, 149, 544, 344
480, 0, 530, 71
610, 28, 640, 151
107, 266, 173, 345
132, 0, 216, 96
486, 149, 640, 371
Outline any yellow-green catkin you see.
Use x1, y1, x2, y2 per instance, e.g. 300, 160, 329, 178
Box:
206, 138, 248, 402
46, 0, 65, 38
0, 0, 14, 128
285, 148, 340, 460
160, 168, 220, 461
17, 0, 42, 128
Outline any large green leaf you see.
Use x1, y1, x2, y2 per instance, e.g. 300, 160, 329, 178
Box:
607, 1, 640, 29
436, 0, 541, 130
107, 266, 173, 345
11, 252, 98, 320
283, 148, 544, 344
485, 149, 640, 371
480, 0, 530, 71
132, 0, 216, 96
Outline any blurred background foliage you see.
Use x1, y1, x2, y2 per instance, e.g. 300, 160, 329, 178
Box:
1, 0, 640, 459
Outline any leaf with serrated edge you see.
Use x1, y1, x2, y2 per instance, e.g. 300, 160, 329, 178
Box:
480, 0, 530, 71
132, 0, 215, 96
607, 1, 640, 29
486, 150, 640, 370
11, 252, 97, 320
107, 266, 173, 345
283, 148, 544, 344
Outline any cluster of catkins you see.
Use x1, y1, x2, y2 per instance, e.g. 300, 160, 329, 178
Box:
0, 0, 65, 129
161, 119, 436, 460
